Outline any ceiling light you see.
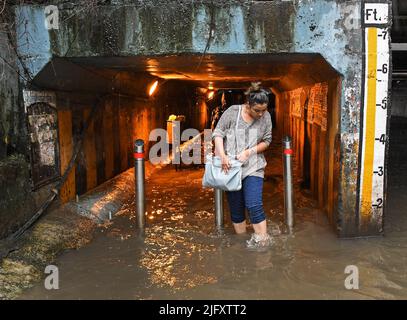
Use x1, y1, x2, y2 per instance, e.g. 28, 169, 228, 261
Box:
149, 80, 159, 96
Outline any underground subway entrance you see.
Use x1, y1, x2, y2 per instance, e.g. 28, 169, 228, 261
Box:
27, 53, 342, 233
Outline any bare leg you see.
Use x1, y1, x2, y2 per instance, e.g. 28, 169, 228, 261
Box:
233, 221, 247, 234
252, 220, 267, 236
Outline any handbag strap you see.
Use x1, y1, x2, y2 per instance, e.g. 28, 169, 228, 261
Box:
234, 105, 241, 157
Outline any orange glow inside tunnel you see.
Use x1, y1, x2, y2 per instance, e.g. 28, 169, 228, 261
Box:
149, 80, 159, 96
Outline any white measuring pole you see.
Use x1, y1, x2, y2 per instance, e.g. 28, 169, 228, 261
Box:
358, 3, 391, 228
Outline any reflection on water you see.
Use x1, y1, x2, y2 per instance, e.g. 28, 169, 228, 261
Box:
20, 144, 407, 300
140, 224, 218, 290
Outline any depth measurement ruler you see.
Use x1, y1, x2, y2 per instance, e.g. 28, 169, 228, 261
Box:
358, 2, 391, 227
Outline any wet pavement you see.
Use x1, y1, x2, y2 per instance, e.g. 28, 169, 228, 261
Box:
19, 141, 407, 300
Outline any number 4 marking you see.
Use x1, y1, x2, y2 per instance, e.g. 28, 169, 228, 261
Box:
375, 134, 386, 144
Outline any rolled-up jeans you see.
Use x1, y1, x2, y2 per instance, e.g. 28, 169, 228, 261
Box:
226, 176, 266, 224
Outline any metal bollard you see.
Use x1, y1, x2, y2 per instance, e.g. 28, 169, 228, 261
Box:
214, 188, 224, 229
283, 136, 294, 232
134, 139, 146, 229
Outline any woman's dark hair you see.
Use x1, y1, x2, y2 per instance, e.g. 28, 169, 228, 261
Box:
245, 82, 269, 106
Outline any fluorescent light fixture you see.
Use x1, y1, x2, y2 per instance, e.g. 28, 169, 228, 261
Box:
149, 80, 159, 96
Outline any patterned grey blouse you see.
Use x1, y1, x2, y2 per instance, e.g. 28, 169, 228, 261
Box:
212, 104, 272, 179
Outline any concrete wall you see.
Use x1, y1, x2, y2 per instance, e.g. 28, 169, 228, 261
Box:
0, 15, 24, 159
0, 155, 57, 239
0, 12, 49, 239
9, 0, 392, 237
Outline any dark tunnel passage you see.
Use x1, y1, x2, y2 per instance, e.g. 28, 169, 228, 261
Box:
27, 53, 342, 230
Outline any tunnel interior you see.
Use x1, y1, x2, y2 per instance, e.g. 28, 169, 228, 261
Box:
28, 53, 341, 228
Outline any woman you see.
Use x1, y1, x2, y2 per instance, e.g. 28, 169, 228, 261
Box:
212, 83, 272, 248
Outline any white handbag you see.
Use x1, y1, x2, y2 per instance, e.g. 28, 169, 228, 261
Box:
202, 106, 243, 191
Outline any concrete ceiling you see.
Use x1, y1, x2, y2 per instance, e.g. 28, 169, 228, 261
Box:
31, 53, 340, 95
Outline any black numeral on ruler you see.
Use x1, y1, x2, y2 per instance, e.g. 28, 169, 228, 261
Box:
374, 166, 384, 176
375, 134, 386, 144
372, 198, 383, 209
376, 98, 387, 110
377, 64, 388, 74
378, 30, 388, 40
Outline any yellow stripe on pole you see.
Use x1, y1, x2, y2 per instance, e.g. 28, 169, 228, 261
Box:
361, 27, 377, 218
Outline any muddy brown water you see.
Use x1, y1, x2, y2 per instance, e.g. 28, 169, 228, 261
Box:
20, 145, 407, 300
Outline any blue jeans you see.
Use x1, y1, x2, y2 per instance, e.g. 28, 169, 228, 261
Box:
226, 176, 266, 225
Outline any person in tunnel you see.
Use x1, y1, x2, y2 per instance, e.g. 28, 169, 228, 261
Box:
210, 91, 228, 131
212, 82, 272, 248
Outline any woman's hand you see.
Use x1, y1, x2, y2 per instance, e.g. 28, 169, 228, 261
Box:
237, 149, 252, 163
221, 154, 231, 173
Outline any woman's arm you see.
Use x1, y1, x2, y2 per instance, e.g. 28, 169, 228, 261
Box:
214, 136, 226, 157
214, 136, 231, 173
237, 113, 272, 162
236, 141, 268, 163
212, 107, 234, 173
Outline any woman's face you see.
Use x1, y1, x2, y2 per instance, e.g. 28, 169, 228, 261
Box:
248, 103, 268, 120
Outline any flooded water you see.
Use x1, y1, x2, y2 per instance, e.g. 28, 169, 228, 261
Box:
20, 142, 407, 300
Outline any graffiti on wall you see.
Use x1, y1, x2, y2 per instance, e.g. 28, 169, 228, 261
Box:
24, 91, 60, 189
290, 88, 303, 118
310, 82, 328, 131
289, 82, 328, 131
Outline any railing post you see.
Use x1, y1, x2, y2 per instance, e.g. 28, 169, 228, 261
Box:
214, 188, 224, 229
283, 136, 294, 232
134, 139, 145, 229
